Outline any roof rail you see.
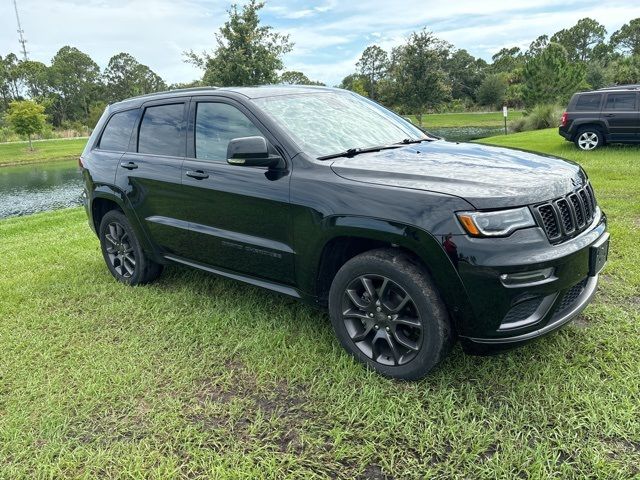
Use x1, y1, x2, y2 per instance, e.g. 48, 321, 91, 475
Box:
123, 86, 220, 101
597, 84, 640, 91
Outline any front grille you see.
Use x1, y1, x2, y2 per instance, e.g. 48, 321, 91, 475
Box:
554, 279, 588, 317
533, 184, 598, 243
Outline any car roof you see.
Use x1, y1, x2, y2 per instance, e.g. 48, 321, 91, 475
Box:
579, 84, 640, 94
108, 85, 341, 111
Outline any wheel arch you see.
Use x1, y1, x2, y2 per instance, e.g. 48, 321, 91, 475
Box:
571, 121, 607, 141
89, 186, 157, 259
305, 215, 475, 333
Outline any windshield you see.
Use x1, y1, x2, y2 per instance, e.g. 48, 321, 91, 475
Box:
252, 91, 429, 158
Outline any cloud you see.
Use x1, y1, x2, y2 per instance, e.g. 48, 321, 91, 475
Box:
1, 0, 639, 86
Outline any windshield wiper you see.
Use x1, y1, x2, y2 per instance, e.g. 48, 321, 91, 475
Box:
395, 138, 432, 145
317, 144, 403, 161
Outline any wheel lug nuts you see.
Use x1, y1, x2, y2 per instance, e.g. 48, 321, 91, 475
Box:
374, 325, 379, 330
369, 313, 374, 317
387, 315, 391, 320
385, 326, 390, 332
376, 307, 382, 312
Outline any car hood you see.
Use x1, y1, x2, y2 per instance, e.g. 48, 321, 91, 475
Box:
330, 140, 585, 209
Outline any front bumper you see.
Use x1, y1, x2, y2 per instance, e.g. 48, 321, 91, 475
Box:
450, 210, 607, 346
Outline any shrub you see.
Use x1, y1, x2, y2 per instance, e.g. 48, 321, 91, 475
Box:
511, 104, 563, 132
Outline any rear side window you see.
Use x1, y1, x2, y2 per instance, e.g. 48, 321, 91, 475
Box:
138, 104, 185, 157
98, 109, 138, 151
574, 94, 602, 111
195, 102, 263, 161
604, 93, 637, 111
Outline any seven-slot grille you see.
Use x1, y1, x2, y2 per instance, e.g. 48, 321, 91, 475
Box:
533, 183, 597, 243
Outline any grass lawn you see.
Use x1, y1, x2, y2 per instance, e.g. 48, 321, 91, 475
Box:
0, 137, 87, 167
1, 129, 639, 478
408, 110, 524, 128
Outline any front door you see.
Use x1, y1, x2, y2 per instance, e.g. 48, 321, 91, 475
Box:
180, 98, 294, 285
601, 92, 639, 141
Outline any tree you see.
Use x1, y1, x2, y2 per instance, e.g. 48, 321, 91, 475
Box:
526, 35, 549, 57
6, 100, 47, 150
522, 43, 587, 107
476, 74, 507, 109
490, 47, 524, 73
48, 46, 101, 125
356, 45, 389, 99
550, 18, 606, 62
103, 53, 166, 102
446, 49, 487, 102
17, 60, 49, 98
279, 71, 324, 85
185, 0, 293, 86
388, 30, 452, 123
0, 54, 22, 109
611, 55, 640, 85
611, 18, 640, 56
338, 73, 368, 96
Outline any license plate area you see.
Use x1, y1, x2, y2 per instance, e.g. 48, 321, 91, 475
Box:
589, 233, 609, 276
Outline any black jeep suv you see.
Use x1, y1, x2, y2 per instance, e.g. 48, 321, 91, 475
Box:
559, 84, 640, 150
81, 86, 609, 379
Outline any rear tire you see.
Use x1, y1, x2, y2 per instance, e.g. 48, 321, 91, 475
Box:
99, 210, 163, 285
328, 249, 453, 380
574, 127, 603, 151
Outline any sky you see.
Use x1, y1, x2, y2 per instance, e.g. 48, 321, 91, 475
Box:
1, 0, 640, 86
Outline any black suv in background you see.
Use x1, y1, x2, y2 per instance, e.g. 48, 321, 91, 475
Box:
560, 84, 640, 150
81, 86, 609, 379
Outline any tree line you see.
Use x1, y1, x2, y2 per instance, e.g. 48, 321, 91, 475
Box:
341, 17, 640, 117
2, 0, 640, 137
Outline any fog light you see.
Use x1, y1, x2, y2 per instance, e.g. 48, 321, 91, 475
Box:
500, 267, 556, 288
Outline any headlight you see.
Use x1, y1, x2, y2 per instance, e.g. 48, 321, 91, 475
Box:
457, 207, 535, 237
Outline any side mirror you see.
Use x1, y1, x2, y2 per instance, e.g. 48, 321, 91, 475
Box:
227, 136, 283, 168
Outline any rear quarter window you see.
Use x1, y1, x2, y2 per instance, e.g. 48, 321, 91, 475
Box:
573, 94, 602, 111
98, 109, 139, 151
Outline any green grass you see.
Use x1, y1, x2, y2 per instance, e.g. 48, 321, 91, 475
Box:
408, 111, 524, 128
0, 137, 87, 166
1, 129, 639, 478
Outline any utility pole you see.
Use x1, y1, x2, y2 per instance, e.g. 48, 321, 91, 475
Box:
13, 0, 29, 61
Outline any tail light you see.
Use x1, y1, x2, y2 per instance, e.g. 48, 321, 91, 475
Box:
560, 112, 568, 127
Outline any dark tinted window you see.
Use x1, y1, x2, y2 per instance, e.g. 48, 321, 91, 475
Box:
195, 103, 263, 161
574, 94, 602, 111
138, 104, 185, 156
604, 93, 637, 111
99, 109, 138, 151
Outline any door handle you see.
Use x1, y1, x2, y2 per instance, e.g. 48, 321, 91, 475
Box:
186, 170, 209, 180
604, 113, 615, 117
120, 161, 138, 170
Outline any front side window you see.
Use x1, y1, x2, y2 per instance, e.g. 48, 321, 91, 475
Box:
604, 93, 637, 111
574, 94, 602, 111
253, 92, 428, 158
99, 109, 138, 151
138, 104, 185, 157
195, 103, 263, 161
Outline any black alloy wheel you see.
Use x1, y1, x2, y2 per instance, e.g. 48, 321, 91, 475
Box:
329, 249, 453, 380
98, 209, 163, 285
104, 221, 136, 278
342, 274, 422, 366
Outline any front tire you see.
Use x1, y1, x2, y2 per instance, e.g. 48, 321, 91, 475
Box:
574, 128, 603, 151
99, 210, 163, 285
328, 249, 453, 380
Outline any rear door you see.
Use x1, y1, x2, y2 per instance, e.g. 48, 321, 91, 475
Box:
179, 96, 294, 285
601, 92, 639, 141
115, 99, 191, 256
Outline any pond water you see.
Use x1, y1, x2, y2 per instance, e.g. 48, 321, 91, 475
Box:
0, 160, 83, 219
0, 127, 507, 219
427, 126, 506, 142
